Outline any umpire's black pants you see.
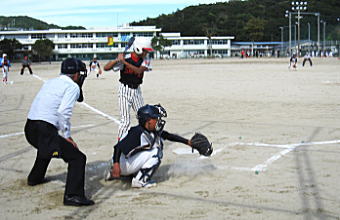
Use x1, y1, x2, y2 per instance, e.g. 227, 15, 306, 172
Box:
21, 65, 33, 75
24, 119, 86, 197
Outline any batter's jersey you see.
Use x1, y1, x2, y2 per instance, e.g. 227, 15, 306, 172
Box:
119, 53, 152, 87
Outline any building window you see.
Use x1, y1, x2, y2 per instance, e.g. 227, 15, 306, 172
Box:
58, 44, 68, 49
58, 33, 68, 38
96, 33, 118, 38
211, 39, 229, 45
2, 34, 28, 39
120, 32, 131, 37
70, 33, 93, 38
133, 32, 153, 37
183, 40, 204, 45
70, 43, 93, 48
31, 34, 46, 39
96, 43, 118, 48
212, 50, 229, 54
171, 40, 181, 45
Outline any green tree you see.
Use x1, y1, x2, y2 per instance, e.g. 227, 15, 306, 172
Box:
32, 39, 54, 62
151, 35, 172, 58
0, 38, 22, 59
203, 23, 217, 57
244, 17, 266, 41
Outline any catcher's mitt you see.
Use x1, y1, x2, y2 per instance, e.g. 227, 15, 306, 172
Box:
190, 133, 213, 156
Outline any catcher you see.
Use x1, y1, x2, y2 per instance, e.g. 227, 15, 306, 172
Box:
105, 104, 212, 188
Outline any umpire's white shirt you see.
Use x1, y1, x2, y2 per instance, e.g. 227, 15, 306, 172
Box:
28, 75, 80, 138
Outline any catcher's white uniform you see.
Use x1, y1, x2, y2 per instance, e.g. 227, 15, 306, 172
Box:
111, 125, 189, 188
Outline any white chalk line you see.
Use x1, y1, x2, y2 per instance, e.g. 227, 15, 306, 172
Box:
79, 102, 120, 125
0, 124, 94, 139
251, 139, 340, 172
32, 74, 45, 82
174, 140, 340, 173
32, 73, 120, 125
227, 140, 340, 149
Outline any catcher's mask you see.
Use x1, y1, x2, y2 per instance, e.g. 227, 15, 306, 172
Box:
61, 58, 87, 102
137, 104, 167, 132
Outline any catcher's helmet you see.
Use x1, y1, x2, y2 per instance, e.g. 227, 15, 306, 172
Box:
137, 104, 167, 131
133, 37, 154, 55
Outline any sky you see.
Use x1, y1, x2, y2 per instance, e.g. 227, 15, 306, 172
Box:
2, 0, 227, 29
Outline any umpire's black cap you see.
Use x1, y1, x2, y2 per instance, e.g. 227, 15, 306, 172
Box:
61, 58, 86, 74
61, 58, 87, 102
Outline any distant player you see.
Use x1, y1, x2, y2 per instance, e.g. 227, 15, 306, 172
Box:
302, 52, 312, 67
0, 54, 11, 84
89, 57, 102, 78
20, 56, 33, 75
289, 54, 297, 70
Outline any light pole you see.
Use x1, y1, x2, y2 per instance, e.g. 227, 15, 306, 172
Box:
321, 20, 326, 54
291, 1, 307, 56
307, 22, 310, 42
279, 26, 284, 53
317, 13, 320, 52
285, 10, 292, 55
294, 23, 297, 49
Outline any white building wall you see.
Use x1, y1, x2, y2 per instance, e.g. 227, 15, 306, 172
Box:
0, 26, 234, 60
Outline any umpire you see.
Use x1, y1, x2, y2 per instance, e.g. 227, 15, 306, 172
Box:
24, 58, 94, 206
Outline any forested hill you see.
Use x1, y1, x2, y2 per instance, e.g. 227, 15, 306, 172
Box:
0, 16, 85, 30
132, 0, 340, 41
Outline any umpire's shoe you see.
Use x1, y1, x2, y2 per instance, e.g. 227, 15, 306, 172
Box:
64, 195, 95, 206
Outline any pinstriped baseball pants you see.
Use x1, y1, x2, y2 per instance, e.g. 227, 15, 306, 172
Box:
118, 83, 144, 138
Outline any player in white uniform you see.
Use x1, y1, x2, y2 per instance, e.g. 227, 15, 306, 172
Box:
1, 54, 11, 84
105, 104, 193, 188
104, 38, 153, 140
89, 57, 102, 78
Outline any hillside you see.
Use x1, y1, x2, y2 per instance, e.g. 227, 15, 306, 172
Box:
0, 16, 85, 30
132, 0, 340, 41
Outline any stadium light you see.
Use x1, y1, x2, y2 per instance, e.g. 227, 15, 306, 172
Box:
291, 1, 307, 56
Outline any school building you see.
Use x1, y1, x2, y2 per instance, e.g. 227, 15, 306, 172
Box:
0, 25, 234, 60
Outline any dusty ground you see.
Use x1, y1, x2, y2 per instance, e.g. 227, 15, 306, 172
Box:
0, 57, 340, 220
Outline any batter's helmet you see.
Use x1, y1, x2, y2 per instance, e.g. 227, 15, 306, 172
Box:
133, 37, 154, 55
137, 104, 167, 131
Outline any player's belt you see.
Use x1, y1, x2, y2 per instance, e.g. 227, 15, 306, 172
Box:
123, 83, 139, 89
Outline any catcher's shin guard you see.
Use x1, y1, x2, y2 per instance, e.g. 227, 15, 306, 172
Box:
132, 150, 161, 187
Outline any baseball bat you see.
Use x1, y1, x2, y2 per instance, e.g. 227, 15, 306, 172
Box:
113, 36, 135, 70
124, 36, 135, 54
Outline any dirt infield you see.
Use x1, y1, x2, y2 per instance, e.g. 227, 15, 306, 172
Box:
1, 57, 340, 219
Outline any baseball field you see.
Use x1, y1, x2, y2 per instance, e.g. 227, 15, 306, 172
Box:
0, 57, 339, 219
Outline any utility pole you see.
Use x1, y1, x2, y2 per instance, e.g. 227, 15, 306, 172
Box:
307, 22, 310, 42
279, 27, 284, 53
285, 11, 292, 55
317, 13, 320, 53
